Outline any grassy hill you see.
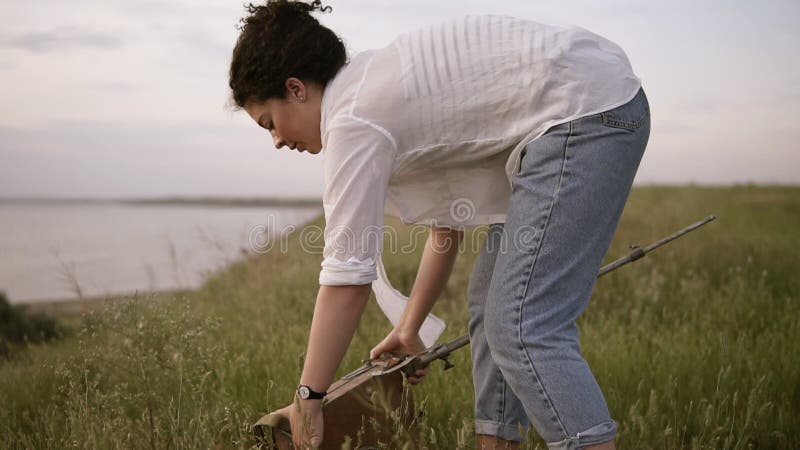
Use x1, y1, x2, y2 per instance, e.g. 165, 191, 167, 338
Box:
1, 186, 798, 449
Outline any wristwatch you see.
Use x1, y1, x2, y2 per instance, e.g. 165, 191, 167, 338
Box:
297, 384, 327, 400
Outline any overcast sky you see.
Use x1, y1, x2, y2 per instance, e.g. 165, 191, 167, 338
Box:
0, 0, 798, 199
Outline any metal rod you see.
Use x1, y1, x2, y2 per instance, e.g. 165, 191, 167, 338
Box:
421, 214, 718, 359
415, 334, 470, 367
597, 214, 717, 277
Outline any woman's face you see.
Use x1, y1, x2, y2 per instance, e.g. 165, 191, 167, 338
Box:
244, 78, 323, 154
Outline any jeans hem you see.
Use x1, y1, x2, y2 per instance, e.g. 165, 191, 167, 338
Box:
474, 419, 524, 442
545, 420, 618, 450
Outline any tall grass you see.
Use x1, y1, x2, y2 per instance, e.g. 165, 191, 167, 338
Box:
0, 186, 798, 449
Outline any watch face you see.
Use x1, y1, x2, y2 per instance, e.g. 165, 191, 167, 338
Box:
298, 386, 310, 399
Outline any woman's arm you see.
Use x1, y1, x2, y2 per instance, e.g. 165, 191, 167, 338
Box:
397, 226, 463, 338
301, 226, 462, 390
299, 283, 372, 393
291, 283, 371, 447
370, 226, 463, 364
291, 227, 462, 446
301, 227, 461, 391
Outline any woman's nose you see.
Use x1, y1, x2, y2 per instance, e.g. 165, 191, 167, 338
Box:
271, 131, 288, 149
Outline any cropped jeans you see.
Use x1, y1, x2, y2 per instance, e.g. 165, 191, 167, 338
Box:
467, 88, 650, 449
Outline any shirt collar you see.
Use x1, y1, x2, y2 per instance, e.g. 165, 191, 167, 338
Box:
319, 61, 348, 149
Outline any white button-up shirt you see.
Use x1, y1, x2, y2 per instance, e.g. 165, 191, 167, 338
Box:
318, 15, 642, 288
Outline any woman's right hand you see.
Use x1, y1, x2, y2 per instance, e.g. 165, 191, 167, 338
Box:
272, 400, 324, 449
370, 328, 429, 384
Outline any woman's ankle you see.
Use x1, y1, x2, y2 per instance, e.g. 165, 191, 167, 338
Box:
584, 440, 615, 450
477, 434, 520, 450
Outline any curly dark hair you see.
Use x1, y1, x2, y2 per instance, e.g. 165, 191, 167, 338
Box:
229, 0, 346, 108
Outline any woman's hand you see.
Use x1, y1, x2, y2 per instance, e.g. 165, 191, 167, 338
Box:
274, 398, 324, 449
370, 328, 430, 384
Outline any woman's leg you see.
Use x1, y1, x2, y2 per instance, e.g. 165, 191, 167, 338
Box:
483, 89, 650, 449
468, 224, 529, 443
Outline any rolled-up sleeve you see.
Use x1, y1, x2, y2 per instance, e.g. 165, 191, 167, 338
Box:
319, 118, 395, 286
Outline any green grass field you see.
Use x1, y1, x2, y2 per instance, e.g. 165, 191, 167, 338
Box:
1, 186, 798, 449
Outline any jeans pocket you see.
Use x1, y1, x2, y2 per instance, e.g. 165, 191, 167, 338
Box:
600, 88, 649, 132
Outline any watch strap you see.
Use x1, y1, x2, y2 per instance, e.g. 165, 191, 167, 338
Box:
297, 384, 327, 400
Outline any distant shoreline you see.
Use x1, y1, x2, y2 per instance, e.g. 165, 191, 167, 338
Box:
16, 289, 190, 320
3, 185, 800, 208
0, 196, 321, 209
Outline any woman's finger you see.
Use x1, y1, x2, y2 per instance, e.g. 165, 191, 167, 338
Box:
406, 367, 430, 384
370, 339, 391, 359
369, 344, 386, 360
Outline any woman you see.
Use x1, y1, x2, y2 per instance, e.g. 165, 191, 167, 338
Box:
229, 1, 649, 448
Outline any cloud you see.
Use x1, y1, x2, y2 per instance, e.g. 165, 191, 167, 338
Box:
4, 27, 122, 53
0, 60, 14, 70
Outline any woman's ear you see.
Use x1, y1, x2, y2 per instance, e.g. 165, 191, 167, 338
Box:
285, 77, 307, 102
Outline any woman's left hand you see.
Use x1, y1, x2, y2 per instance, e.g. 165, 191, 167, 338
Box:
370, 328, 430, 384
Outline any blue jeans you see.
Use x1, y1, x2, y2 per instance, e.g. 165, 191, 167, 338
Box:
467, 88, 650, 449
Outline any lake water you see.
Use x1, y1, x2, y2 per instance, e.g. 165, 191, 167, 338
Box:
0, 202, 321, 303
